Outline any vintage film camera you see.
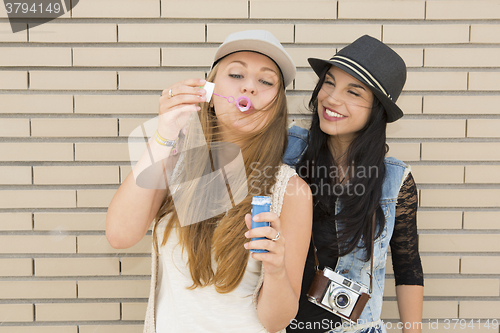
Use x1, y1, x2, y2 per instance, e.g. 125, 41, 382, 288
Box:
307, 267, 370, 323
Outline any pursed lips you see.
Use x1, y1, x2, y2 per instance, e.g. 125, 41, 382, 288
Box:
241, 105, 255, 115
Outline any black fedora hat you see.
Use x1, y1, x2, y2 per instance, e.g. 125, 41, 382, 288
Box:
308, 35, 406, 123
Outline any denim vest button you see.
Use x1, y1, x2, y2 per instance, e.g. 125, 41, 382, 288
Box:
341, 269, 349, 274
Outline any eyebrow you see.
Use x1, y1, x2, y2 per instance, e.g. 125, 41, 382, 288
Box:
230, 60, 278, 75
326, 72, 367, 91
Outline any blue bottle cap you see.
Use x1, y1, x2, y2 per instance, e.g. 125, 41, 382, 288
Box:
251, 196, 271, 205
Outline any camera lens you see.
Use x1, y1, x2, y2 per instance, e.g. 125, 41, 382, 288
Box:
329, 288, 350, 309
335, 293, 349, 308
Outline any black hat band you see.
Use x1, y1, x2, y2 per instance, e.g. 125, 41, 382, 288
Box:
329, 55, 391, 100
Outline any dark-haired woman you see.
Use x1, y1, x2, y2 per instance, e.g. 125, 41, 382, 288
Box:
284, 35, 423, 333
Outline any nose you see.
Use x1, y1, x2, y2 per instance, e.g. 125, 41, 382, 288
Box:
241, 78, 257, 95
325, 88, 343, 106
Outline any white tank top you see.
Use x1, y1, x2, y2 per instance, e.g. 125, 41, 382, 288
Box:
154, 224, 267, 332
151, 164, 296, 333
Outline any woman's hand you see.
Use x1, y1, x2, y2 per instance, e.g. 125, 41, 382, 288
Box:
244, 212, 286, 277
157, 78, 207, 140
244, 176, 312, 333
106, 78, 208, 249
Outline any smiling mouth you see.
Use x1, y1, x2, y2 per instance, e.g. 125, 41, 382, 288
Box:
324, 108, 346, 118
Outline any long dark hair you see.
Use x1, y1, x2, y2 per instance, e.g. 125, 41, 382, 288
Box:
296, 67, 388, 260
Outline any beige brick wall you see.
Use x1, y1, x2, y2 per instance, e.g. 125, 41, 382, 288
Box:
1, 0, 499, 332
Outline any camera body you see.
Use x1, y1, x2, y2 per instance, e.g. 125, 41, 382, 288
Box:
307, 267, 370, 323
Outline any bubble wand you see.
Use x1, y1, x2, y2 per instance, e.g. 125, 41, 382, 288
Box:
202, 82, 252, 112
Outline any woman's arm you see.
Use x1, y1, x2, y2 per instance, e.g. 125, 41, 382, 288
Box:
105, 144, 170, 249
245, 175, 313, 332
396, 285, 424, 333
390, 172, 424, 332
106, 79, 206, 249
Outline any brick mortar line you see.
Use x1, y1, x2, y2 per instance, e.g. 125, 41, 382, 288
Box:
2, 161, 500, 167
387, 296, 500, 301
0, 296, 498, 302
0, 254, 150, 258
407, 253, 500, 257
416, 184, 500, 189
4, 17, 500, 24
414, 274, 500, 279
8, 90, 500, 96
292, 114, 500, 120
1, 67, 215, 71
417, 229, 500, 234
387, 138, 500, 142
417, 207, 500, 211
0, 115, 158, 119
4, 229, 500, 235
0, 208, 109, 212
0, 182, 497, 188
0, 320, 146, 325
0, 137, 132, 142
6, 43, 500, 48
0, 162, 129, 166
3, 137, 500, 142
0, 231, 118, 235
0, 275, 151, 281
6, 88, 500, 94
0, 296, 150, 301
4, 183, 500, 189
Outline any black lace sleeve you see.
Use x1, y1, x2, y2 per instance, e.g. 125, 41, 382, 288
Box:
390, 172, 424, 286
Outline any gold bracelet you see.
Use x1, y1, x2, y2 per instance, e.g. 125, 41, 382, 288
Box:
154, 131, 177, 147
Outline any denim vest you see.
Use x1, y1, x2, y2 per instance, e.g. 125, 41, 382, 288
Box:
283, 125, 309, 167
284, 126, 408, 331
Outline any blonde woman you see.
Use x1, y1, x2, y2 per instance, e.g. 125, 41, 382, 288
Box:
106, 30, 312, 333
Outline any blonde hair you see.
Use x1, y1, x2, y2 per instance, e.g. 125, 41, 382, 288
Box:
152, 59, 289, 293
